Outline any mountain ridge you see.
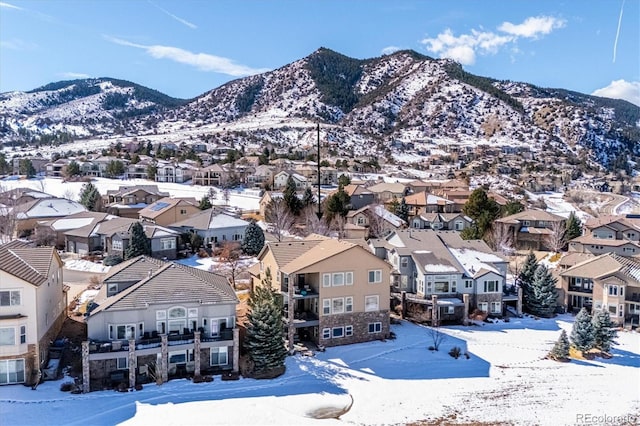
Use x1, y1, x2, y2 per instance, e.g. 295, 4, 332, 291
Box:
0, 48, 638, 172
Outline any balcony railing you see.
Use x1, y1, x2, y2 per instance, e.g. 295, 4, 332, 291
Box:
568, 286, 593, 294
88, 329, 234, 354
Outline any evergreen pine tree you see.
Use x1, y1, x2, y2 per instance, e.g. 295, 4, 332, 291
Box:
565, 212, 583, 241
592, 310, 617, 353
283, 175, 302, 215
518, 252, 538, 312
79, 181, 102, 212
241, 221, 265, 256
548, 329, 570, 361
198, 195, 212, 210
570, 308, 595, 354
244, 283, 287, 377
528, 264, 558, 317
395, 197, 409, 222
302, 187, 315, 207
125, 222, 151, 259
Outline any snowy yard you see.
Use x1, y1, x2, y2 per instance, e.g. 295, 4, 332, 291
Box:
0, 315, 638, 425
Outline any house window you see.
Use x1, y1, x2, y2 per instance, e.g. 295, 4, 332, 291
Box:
618, 305, 624, 317
322, 274, 331, 288
454, 221, 464, 231
345, 325, 353, 336
156, 311, 167, 320
401, 258, 408, 268
107, 284, 118, 296
332, 327, 344, 338
368, 270, 382, 284
608, 305, 617, 315
0, 290, 21, 306
180, 209, 187, 215
210, 318, 229, 337
160, 238, 176, 250
365, 295, 379, 312
357, 216, 366, 225
0, 328, 15, 346
368, 322, 382, 333
442, 306, 454, 314
484, 280, 499, 292
608, 285, 618, 296
490, 302, 501, 314
117, 357, 128, 370
464, 280, 473, 289
322, 328, 331, 339
345, 272, 353, 286
112, 240, 123, 251
210, 347, 228, 366
434, 282, 449, 293
332, 298, 344, 314
168, 306, 187, 334
345, 297, 353, 313
169, 351, 188, 364
478, 302, 488, 312
0, 359, 25, 384
332, 273, 344, 286
19, 326, 26, 344
322, 299, 331, 315
522, 221, 530, 227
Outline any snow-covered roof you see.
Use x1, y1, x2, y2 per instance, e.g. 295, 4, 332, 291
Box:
448, 247, 502, 277
373, 205, 405, 227
16, 198, 86, 219
50, 216, 96, 231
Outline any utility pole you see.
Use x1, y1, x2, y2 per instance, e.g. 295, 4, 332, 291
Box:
317, 123, 322, 219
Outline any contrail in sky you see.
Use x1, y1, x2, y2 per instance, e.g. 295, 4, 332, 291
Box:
613, 0, 625, 63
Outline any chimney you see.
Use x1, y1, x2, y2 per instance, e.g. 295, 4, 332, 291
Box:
148, 269, 153, 278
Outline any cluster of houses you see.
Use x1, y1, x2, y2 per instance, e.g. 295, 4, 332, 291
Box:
2, 173, 640, 391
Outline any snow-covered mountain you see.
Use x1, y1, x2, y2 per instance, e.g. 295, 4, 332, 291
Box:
1, 48, 638, 171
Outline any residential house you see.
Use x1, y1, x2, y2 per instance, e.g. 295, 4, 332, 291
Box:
0, 241, 66, 386
107, 222, 182, 261
44, 159, 70, 177
246, 165, 275, 189
410, 212, 473, 232
169, 208, 249, 248
366, 182, 407, 205
433, 188, 472, 212
369, 229, 513, 323
105, 185, 170, 219
273, 171, 308, 190
559, 252, 640, 325
36, 211, 112, 250
250, 237, 392, 349
494, 210, 567, 251
192, 164, 228, 187
124, 158, 153, 180
403, 191, 455, 216
11, 198, 87, 236
0, 188, 54, 207
343, 184, 374, 210
155, 162, 196, 184
138, 197, 199, 227
568, 215, 640, 257
345, 205, 406, 239
83, 256, 239, 392
11, 157, 48, 176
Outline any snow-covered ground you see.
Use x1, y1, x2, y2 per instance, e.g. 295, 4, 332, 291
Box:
64, 258, 111, 273
0, 316, 637, 426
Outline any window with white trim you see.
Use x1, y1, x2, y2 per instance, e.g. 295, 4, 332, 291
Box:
322, 328, 331, 339
368, 322, 382, 333
322, 299, 331, 315
345, 325, 353, 336
0, 359, 25, 384
0, 328, 15, 346
345, 272, 353, 286
618, 305, 624, 317
332, 298, 344, 314
332, 273, 344, 286
210, 347, 228, 366
365, 295, 379, 312
608, 285, 618, 296
19, 326, 26, 344
332, 327, 344, 338
112, 240, 123, 251
368, 270, 382, 284
160, 238, 176, 250
401, 258, 408, 268
490, 302, 501, 314
345, 297, 353, 313
0, 290, 21, 306
322, 274, 331, 287
478, 302, 488, 312
483, 280, 499, 292
117, 357, 128, 369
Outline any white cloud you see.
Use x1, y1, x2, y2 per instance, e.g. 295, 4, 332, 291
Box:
0, 2, 23, 10
421, 15, 565, 65
498, 16, 566, 38
104, 35, 270, 77
592, 79, 640, 106
0, 38, 37, 50
149, 1, 197, 29
381, 46, 402, 55
60, 72, 90, 79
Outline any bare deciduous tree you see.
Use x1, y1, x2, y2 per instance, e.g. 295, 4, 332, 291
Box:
489, 222, 515, 256
265, 198, 295, 242
300, 205, 330, 237
545, 220, 566, 253
330, 214, 347, 239
427, 326, 447, 351
364, 204, 386, 239
218, 241, 243, 290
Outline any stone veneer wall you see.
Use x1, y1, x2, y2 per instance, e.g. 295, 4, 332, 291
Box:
475, 293, 503, 315
0, 345, 36, 386
319, 310, 390, 348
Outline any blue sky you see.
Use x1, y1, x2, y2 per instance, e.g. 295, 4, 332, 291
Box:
1, 0, 639, 105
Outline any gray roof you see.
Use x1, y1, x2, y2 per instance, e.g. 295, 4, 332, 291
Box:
93, 256, 238, 313
103, 255, 166, 284
0, 241, 59, 286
